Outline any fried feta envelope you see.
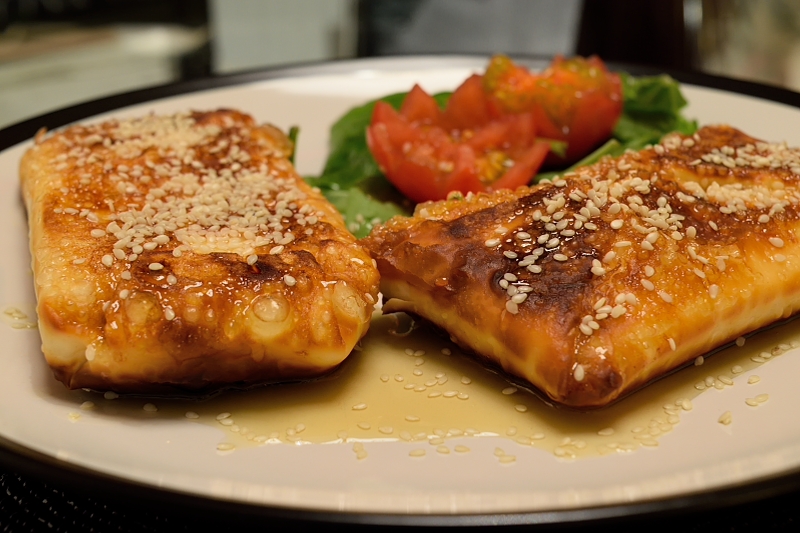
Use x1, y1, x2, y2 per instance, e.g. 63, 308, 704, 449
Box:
21, 109, 380, 394
364, 125, 800, 409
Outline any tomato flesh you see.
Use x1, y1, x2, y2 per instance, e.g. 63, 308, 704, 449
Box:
483, 55, 623, 165
366, 55, 622, 203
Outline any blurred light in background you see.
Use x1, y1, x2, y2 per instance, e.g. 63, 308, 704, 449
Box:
1, 0, 800, 129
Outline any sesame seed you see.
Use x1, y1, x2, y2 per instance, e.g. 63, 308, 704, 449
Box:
485, 238, 500, 247
658, 291, 673, 303
149, 262, 164, 271
610, 219, 624, 230
769, 237, 785, 248
641, 279, 655, 291
573, 364, 585, 382
611, 305, 626, 318
709, 284, 720, 299
283, 275, 297, 286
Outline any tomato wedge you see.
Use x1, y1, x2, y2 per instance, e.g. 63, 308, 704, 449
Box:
483, 55, 623, 165
366, 55, 622, 204
367, 81, 549, 204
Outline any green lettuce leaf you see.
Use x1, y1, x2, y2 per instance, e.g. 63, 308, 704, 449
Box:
319, 182, 411, 238
307, 71, 697, 233
611, 72, 698, 151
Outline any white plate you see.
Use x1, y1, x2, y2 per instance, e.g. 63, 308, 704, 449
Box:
2, 56, 800, 523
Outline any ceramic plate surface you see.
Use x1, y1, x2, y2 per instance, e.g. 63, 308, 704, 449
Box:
2, 57, 800, 523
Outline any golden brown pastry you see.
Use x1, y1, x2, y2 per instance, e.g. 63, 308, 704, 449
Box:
21, 109, 380, 394
364, 125, 800, 409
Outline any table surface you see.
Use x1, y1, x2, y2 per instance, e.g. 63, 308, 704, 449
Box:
1, 467, 799, 532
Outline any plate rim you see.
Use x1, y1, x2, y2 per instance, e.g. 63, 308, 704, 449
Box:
3, 54, 800, 526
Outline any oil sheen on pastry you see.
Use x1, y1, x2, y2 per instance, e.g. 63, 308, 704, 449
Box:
364, 125, 800, 408
21, 109, 380, 394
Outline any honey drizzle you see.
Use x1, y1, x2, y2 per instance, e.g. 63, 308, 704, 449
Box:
71, 314, 800, 460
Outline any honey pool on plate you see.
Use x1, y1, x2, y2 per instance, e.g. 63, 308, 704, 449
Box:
63, 312, 798, 462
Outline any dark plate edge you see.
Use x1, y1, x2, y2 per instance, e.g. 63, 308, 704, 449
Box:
2, 54, 800, 527
3, 430, 800, 528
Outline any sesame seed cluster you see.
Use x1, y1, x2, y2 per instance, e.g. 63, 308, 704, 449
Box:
477, 127, 800, 351
23, 109, 380, 394
364, 125, 800, 407
44, 111, 325, 283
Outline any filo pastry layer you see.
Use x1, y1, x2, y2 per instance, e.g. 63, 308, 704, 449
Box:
21, 109, 379, 394
364, 125, 800, 408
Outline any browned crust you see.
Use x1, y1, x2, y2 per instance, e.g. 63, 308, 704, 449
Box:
364, 125, 800, 408
21, 109, 380, 394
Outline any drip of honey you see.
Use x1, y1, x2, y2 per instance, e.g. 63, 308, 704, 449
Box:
70, 313, 800, 461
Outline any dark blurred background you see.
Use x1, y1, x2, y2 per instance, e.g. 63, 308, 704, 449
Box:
2, 1, 800, 531
1, 0, 800, 128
